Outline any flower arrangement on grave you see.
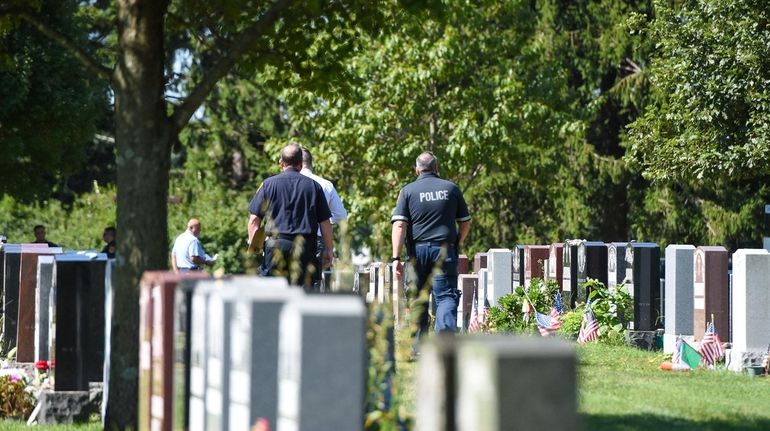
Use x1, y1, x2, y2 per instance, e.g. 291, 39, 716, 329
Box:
0, 369, 35, 419
558, 279, 632, 344
486, 278, 561, 333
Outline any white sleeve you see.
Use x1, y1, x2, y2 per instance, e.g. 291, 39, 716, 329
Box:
328, 186, 348, 224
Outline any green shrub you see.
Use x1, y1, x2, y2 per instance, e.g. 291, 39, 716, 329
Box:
0, 375, 35, 419
486, 278, 561, 334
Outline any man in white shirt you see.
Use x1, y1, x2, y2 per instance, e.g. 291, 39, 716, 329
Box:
171, 218, 217, 272
301, 147, 348, 291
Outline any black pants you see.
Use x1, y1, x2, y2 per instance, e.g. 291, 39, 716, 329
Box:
260, 235, 317, 289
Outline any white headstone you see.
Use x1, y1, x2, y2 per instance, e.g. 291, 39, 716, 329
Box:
34, 256, 55, 360
477, 269, 489, 324
663, 245, 695, 353
486, 249, 512, 307
728, 249, 770, 371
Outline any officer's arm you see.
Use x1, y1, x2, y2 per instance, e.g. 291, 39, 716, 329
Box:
248, 214, 261, 245
319, 219, 334, 268
171, 253, 179, 273
392, 220, 407, 258
458, 220, 471, 246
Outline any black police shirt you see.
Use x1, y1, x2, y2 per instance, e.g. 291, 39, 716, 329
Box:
248, 168, 332, 236
391, 172, 471, 243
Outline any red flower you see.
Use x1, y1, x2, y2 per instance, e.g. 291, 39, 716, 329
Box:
35, 360, 49, 372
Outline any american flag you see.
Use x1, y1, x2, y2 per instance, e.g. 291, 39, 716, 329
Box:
577, 307, 599, 343
699, 321, 725, 365
554, 292, 564, 315
468, 297, 480, 333
672, 336, 683, 364
536, 308, 561, 336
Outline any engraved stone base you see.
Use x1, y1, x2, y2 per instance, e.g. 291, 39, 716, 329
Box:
625, 330, 657, 351
727, 349, 767, 372
36, 384, 102, 424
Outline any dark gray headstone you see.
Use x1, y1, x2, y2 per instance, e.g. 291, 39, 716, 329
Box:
51, 253, 108, 391
627, 243, 661, 331
562, 241, 579, 309
2, 244, 22, 354
577, 241, 608, 304
607, 242, 628, 289
511, 245, 525, 289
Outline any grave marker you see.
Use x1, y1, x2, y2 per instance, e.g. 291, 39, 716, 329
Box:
524, 246, 549, 288
607, 242, 628, 289
487, 249, 511, 306
693, 246, 730, 341
457, 274, 478, 331
547, 243, 563, 283
35, 255, 55, 361
729, 249, 770, 371
277, 294, 367, 431
627, 243, 661, 331
17, 246, 62, 362
456, 336, 579, 431
663, 245, 695, 353
562, 241, 579, 309
473, 253, 487, 273
511, 245, 525, 289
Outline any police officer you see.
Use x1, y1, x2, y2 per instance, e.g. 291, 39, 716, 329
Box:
247, 144, 334, 289
391, 151, 471, 338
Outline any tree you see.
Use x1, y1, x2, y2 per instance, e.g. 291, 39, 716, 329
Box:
627, 0, 770, 182
0, 0, 400, 427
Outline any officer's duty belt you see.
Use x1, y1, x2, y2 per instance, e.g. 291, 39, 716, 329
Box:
414, 241, 455, 248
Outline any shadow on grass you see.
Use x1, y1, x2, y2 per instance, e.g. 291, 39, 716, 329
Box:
583, 413, 770, 431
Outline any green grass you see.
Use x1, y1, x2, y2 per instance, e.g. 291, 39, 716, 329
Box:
579, 343, 770, 431
0, 423, 100, 431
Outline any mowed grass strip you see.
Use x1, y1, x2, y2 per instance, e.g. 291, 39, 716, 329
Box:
0, 422, 100, 431
580, 343, 770, 431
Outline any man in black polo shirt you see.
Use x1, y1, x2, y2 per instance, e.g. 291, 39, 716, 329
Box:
391, 151, 471, 339
247, 144, 334, 289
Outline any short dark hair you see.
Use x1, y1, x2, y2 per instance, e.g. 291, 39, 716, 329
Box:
104, 227, 116, 234
33, 224, 45, 232
280, 144, 303, 167
301, 147, 313, 169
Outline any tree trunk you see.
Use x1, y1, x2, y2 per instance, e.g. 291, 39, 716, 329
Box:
105, 0, 171, 428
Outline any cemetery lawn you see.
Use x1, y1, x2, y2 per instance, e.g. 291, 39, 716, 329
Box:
580, 343, 770, 431
0, 423, 100, 430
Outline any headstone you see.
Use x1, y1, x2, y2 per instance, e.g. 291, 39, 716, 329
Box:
277, 294, 367, 431
511, 245, 525, 289
486, 249, 511, 306
2, 244, 22, 354
693, 246, 730, 342
476, 269, 489, 324
729, 249, 770, 371
663, 245, 695, 353
456, 336, 579, 431
367, 263, 381, 304
458, 255, 469, 275
524, 246, 549, 288
576, 241, 608, 305
626, 243, 661, 331
456, 275, 478, 331
225, 279, 298, 430
547, 243, 563, 284
137, 271, 209, 431
415, 337, 456, 431
607, 242, 628, 289
172, 276, 204, 431
473, 253, 487, 273
562, 240, 579, 309
51, 253, 108, 391
189, 284, 215, 431
355, 269, 369, 299
764, 205, 770, 252
35, 256, 56, 361
17, 246, 62, 362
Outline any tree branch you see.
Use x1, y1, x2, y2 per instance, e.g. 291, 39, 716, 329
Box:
18, 12, 113, 81
170, 0, 294, 134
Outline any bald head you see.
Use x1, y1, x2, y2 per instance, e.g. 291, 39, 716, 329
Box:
187, 218, 201, 236
415, 151, 438, 174
280, 144, 303, 168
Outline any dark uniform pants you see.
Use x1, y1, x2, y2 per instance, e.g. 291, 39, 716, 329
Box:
413, 243, 460, 337
260, 235, 317, 289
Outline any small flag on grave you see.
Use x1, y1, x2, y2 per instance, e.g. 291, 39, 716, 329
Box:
699, 321, 724, 366
468, 296, 480, 333
577, 306, 599, 344
680, 339, 703, 369
535, 307, 561, 337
